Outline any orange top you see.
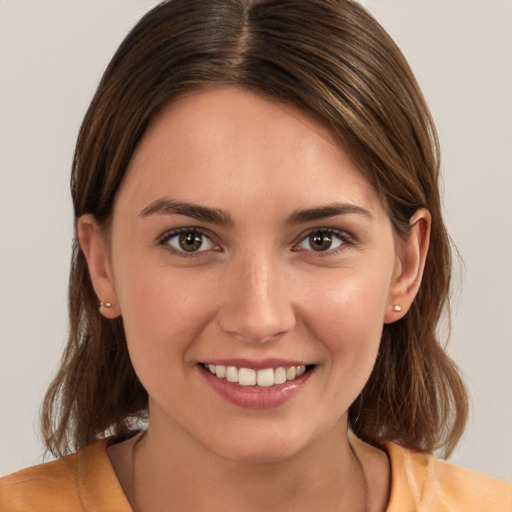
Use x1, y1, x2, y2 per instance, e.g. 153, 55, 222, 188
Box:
1, 441, 510, 511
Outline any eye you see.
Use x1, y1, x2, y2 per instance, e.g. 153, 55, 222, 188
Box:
161, 229, 217, 254
296, 229, 346, 253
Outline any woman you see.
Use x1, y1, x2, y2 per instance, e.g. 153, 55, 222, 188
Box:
1, 0, 510, 510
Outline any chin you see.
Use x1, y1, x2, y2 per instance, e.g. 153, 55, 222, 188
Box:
199, 423, 323, 465
212, 441, 303, 465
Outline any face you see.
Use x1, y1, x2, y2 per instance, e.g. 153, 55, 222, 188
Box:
82, 87, 421, 463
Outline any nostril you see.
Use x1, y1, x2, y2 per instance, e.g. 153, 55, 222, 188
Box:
217, 308, 296, 345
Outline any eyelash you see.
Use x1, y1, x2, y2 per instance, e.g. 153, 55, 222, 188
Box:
158, 227, 219, 258
292, 228, 355, 257
157, 227, 355, 258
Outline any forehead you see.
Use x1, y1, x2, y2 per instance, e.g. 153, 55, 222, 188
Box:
115, 86, 384, 218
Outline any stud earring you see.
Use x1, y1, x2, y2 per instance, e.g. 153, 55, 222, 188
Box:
393, 304, 402, 312
99, 301, 113, 309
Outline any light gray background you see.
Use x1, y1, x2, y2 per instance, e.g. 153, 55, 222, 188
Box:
1, 1, 511, 480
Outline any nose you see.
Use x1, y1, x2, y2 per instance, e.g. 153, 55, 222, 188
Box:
217, 252, 296, 344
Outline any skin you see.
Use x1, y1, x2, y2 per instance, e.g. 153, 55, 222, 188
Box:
79, 87, 430, 511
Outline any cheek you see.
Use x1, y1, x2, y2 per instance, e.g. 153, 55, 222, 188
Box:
300, 267, 391, 366
112, 253, 218, 370
298, 274, 389, 413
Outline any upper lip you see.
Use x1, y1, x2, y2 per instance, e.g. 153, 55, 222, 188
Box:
199, 358, 312, 370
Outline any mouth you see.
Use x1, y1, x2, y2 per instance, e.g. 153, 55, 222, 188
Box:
199, 360, 315, 409
201, 363, 313, 388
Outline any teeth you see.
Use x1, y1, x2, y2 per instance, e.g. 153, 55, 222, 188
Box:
204, 364, 308, 387
274, 367, 287, 385
256, 368, 274, 387
226, 366, 238, 383
286, 367, 297, 380
238, 368, 256, 386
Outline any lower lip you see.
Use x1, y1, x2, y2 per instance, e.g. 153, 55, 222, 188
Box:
199, 365, 313, 409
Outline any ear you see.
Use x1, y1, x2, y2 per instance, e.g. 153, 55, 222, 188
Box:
77, 214, 120, 319
384, 208, 431, 324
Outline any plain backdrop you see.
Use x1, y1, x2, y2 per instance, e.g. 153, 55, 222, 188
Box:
1, 0, 511, 480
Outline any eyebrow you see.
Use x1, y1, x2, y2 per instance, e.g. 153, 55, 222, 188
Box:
139, 199, 234, 225
139, 198, 371, 225
286, 203, 373, 224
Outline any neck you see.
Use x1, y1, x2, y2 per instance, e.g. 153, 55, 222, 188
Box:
123, 418, 369, 512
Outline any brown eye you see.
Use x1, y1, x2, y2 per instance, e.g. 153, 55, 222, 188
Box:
309, 232, 333, 251
179, 232, 203, 252
164, 229, 216, 254
296, 230, 345, 253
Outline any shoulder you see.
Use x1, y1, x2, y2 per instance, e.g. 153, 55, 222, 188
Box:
0, 451, 83, 511
385, 442, 512, 512
0, 441, 130, 512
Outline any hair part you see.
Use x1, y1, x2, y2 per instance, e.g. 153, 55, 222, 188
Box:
42, 0, 468, 458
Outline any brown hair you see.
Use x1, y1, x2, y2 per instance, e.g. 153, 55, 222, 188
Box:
42, 0, 468, 458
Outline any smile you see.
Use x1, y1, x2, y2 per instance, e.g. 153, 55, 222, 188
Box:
203, 364, 307, 388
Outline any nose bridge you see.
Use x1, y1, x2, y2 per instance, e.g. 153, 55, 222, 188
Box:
218, 247, 295, 343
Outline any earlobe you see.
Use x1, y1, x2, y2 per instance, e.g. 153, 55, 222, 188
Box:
77, 214, 120, 319
384, 208, 431, 324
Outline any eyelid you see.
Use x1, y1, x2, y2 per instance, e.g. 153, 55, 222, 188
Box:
157, 227, 220, 256
155, 226, 356, 257
292, 227, 356, 254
